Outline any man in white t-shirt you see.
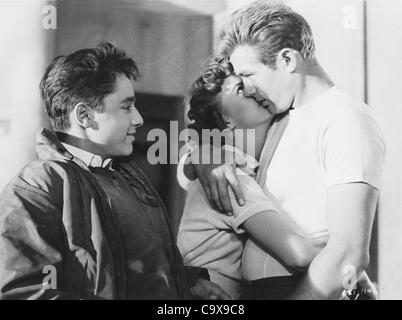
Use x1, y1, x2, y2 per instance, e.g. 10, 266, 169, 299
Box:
181, 1, 385, 299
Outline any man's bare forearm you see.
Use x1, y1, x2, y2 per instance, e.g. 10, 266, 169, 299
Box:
288, 244, 368, 300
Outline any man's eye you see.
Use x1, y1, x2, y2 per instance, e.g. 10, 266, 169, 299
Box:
123, 105, 133, 110
242, 74, 255, 82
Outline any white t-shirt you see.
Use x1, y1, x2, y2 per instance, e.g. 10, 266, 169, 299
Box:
177, 165, 277, 299
242, 86, 386, 280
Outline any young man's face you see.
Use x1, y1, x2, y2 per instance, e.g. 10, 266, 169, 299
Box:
87, 74, 143, 157
230, 45, 294, 115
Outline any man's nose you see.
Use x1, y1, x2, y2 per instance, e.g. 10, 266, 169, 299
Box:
131, 106, 144, 127
242, 78, 256, 98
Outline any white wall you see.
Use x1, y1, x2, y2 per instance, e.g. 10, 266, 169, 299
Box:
367, 0, 402, 299
55, 0, 213, 96
0, 1, 55, 191
286, 0, 365, 99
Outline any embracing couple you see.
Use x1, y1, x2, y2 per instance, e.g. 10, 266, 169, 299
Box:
0, 0, 384, 300
177, 0, 385, 300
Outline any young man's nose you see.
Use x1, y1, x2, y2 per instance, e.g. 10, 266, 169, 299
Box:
131, 107, 144, 127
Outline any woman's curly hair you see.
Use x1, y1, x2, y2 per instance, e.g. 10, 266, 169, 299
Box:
185, 57, 234, 138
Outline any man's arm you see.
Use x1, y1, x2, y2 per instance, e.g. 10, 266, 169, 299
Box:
288, 182, 378, 299
178, 143, 245, 213
0, 180, 79, 300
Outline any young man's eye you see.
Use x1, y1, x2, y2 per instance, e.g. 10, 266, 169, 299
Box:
122, 105, 133, 111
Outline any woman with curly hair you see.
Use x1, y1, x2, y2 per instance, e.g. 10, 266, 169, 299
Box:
177, 58, 325, 299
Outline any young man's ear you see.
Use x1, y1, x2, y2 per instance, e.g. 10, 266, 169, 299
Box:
276, 48, 297, 73
72, 103, 93, 129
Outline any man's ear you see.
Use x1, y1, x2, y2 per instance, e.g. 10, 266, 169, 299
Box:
72, 103, 92, 129
276, 48, 297, 73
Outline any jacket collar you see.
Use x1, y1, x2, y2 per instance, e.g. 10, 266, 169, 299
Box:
61, 143, 113, 169
36, 128, 93, 170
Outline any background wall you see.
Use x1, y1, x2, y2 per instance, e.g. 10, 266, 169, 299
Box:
0, 0, 54, 192
366, 0, 402, 299
0, 0, 400, 299
55, 0, 213, 96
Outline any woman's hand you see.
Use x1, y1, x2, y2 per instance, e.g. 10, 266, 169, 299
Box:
190, 278, 232, 300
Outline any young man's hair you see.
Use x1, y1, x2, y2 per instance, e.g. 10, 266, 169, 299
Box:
185, 57, 233, 137
40, 41, 139, 131
216, 0, 316, 68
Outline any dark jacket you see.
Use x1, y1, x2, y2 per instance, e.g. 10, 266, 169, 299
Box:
0, 128, 192, 299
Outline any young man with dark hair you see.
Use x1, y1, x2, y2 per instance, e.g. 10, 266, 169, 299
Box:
180, 1, 385, 299
0, 42, 229, 300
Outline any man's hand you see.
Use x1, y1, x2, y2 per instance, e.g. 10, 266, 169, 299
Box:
191, 144, 245, 214
190, 278, 232, 300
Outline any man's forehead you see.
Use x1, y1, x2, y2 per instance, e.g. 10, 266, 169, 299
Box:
115, 75, 135, 95
230, 45, 261, 74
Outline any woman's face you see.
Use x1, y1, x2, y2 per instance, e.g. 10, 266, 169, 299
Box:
219, 75, 274, 129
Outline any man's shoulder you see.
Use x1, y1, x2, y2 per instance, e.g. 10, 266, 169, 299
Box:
309, 88, 381, 134
324, 88, 372, 117
7, 158, 83, 196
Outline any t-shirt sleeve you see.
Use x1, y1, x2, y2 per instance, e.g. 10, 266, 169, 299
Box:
229, 170, 277, 234
177, 152, 192, 191
323, 112, 386, 189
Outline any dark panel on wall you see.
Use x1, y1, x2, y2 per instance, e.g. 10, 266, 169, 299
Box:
131, 92, 186, 238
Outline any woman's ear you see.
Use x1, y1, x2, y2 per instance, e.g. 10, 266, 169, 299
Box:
72, 103, 92, 129
223, 115, 236, 131
277, 48, 297, 73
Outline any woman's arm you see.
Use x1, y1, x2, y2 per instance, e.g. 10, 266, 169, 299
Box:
242, 211, 325, 271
